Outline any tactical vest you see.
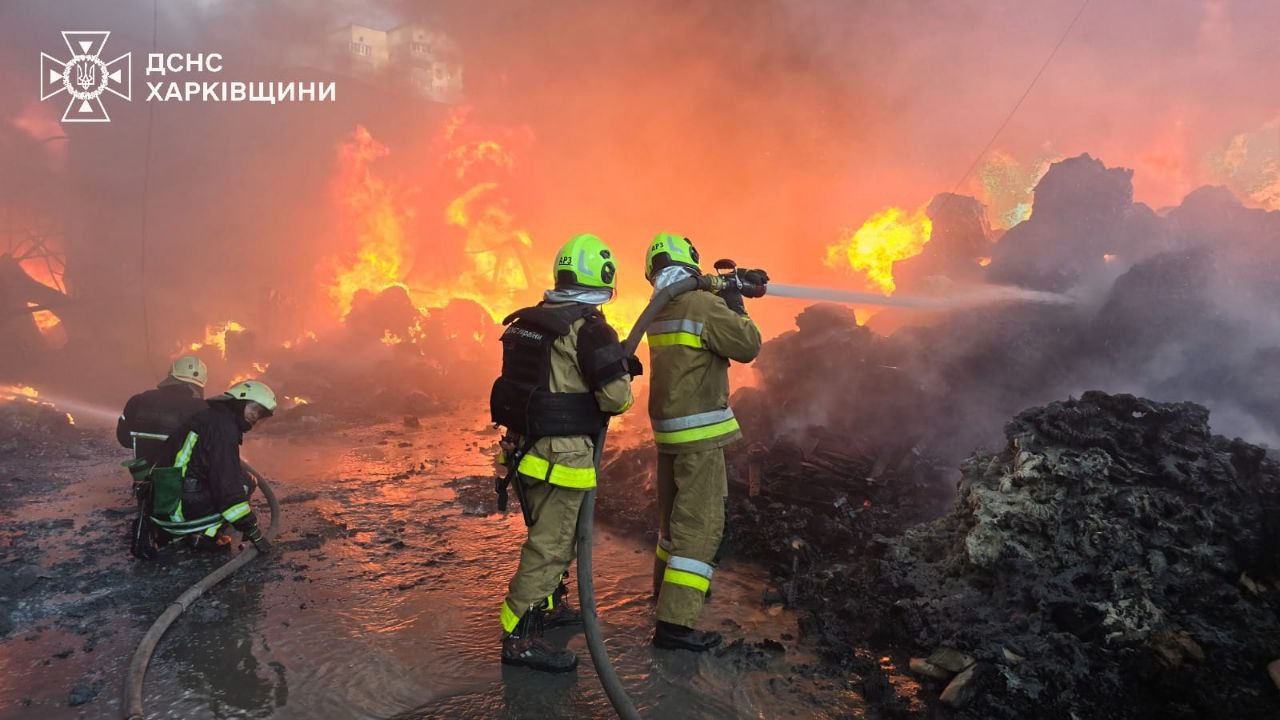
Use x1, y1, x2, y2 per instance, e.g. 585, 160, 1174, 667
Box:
489, 303, 616, 439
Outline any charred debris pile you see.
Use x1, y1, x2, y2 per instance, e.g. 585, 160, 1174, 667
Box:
232, 286, 501, 428
593, 155, 1280, 716
873, 392, 1280, 719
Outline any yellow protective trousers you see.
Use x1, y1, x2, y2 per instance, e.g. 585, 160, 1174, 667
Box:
500, 479, 585, 633
653, 448, 726, 627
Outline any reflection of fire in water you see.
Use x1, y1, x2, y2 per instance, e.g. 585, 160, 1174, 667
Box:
825, 206, 933, 295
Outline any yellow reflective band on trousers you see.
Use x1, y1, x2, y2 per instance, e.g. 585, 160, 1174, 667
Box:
648, 332, 703, 349
663, 567, 710, 593
655, 543, 671, 563
500, 599, 522, 634
517, 452, 597, 489
652, 417, 741, 446
221, 501, 251, 523
174, 431, 199, 474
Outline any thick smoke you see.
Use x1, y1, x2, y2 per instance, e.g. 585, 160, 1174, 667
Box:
738, 154, 1280, 460
1, 1, 1278, 408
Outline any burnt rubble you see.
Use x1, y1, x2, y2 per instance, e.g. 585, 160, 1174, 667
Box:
848, 392, 1278, 719
257, 286, 501, 424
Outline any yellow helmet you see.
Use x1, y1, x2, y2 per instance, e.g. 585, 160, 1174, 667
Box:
554, 233, 617, 292
169, 355, 208, 388
645, 233, 700, 281
215, 379, 277, 413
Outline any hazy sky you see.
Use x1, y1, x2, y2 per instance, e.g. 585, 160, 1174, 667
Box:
1, 0, 1277, 355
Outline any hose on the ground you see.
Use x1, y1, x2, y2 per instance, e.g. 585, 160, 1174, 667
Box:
576, 274, 707, 720
122, 461, 280, 720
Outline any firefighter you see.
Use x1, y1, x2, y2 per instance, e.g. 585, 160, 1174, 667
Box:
643, 233, 763, 651
140, 380, 276, 557
490, 233, 640, 672
117, 355, 211, 467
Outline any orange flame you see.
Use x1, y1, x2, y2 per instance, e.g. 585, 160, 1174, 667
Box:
329, 125, 408, 317
185, 320, 245, 358
825, 206, 933, 295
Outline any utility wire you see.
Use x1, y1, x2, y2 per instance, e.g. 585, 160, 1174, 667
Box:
947, 0, 1092, 196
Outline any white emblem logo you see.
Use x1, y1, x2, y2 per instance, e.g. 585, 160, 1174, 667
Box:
40, 31, 132, 123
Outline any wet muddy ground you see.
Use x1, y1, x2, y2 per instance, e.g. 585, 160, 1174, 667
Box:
0, 404, 905, 719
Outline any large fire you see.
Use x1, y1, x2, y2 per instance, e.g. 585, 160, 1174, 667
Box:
326, 110, 539, 329
328, 125, 408, 318
825, 206, 933, 295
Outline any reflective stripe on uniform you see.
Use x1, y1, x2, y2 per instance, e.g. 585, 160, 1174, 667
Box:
648, 332, 703, 349
174, 431, 199, 474
663, 567, 711, 593
648, 319, 705, 349
651, 407, 736, 433
655, 538, 675, 561
667, 555, 715, 581
517, 452, 597, 489
652, 417, 740, 445
500, 599, 522, 634
153, 513, 223, 536
221, 501, 251, 523
648, 319, 704, 336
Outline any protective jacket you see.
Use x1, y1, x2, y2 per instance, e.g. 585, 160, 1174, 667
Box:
116, 380, 207, 467
150, 401, 258, 537
490, 301, 634, 490
647, 289, 761, 454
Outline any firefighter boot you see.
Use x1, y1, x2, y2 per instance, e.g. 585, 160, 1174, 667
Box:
544, 580, 583, 629
653, 620, 723, 652
501, 604, 579, 672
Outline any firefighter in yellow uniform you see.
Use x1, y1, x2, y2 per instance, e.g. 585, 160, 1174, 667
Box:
490, 234, 641, 672
644, 233, 763, 651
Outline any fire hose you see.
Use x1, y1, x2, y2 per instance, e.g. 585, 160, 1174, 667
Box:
576, 272, 719, 720
122, 461, 279, 720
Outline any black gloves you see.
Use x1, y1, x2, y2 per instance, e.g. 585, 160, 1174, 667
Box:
626, 355, 644, 378
718, 287, 747, 315
739, 268, 770, 297
245, 525, 271, 555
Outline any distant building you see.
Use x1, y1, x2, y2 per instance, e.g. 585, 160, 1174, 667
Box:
331, 23, 463, 104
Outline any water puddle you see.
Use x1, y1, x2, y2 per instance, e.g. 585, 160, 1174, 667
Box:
2, 408, 868, 719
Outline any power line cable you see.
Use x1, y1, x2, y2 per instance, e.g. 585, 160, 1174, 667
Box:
947, 0, 1092, 197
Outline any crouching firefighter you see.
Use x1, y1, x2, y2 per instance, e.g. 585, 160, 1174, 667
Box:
490, 233, 641, 672
644, 233, 763, 651
133, 380, 277, 559
118, 355, 212, 558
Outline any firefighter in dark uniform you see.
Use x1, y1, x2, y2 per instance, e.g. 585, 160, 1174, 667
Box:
134, 380, 276, 558
117, 355, 210, 467
490, 234, 641, 672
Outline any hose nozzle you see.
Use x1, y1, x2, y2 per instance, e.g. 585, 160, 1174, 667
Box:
712, 258, 769, 298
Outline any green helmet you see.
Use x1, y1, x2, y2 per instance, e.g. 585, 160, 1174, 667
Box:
645, 233, 701, 281
554, 233, 617, 292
